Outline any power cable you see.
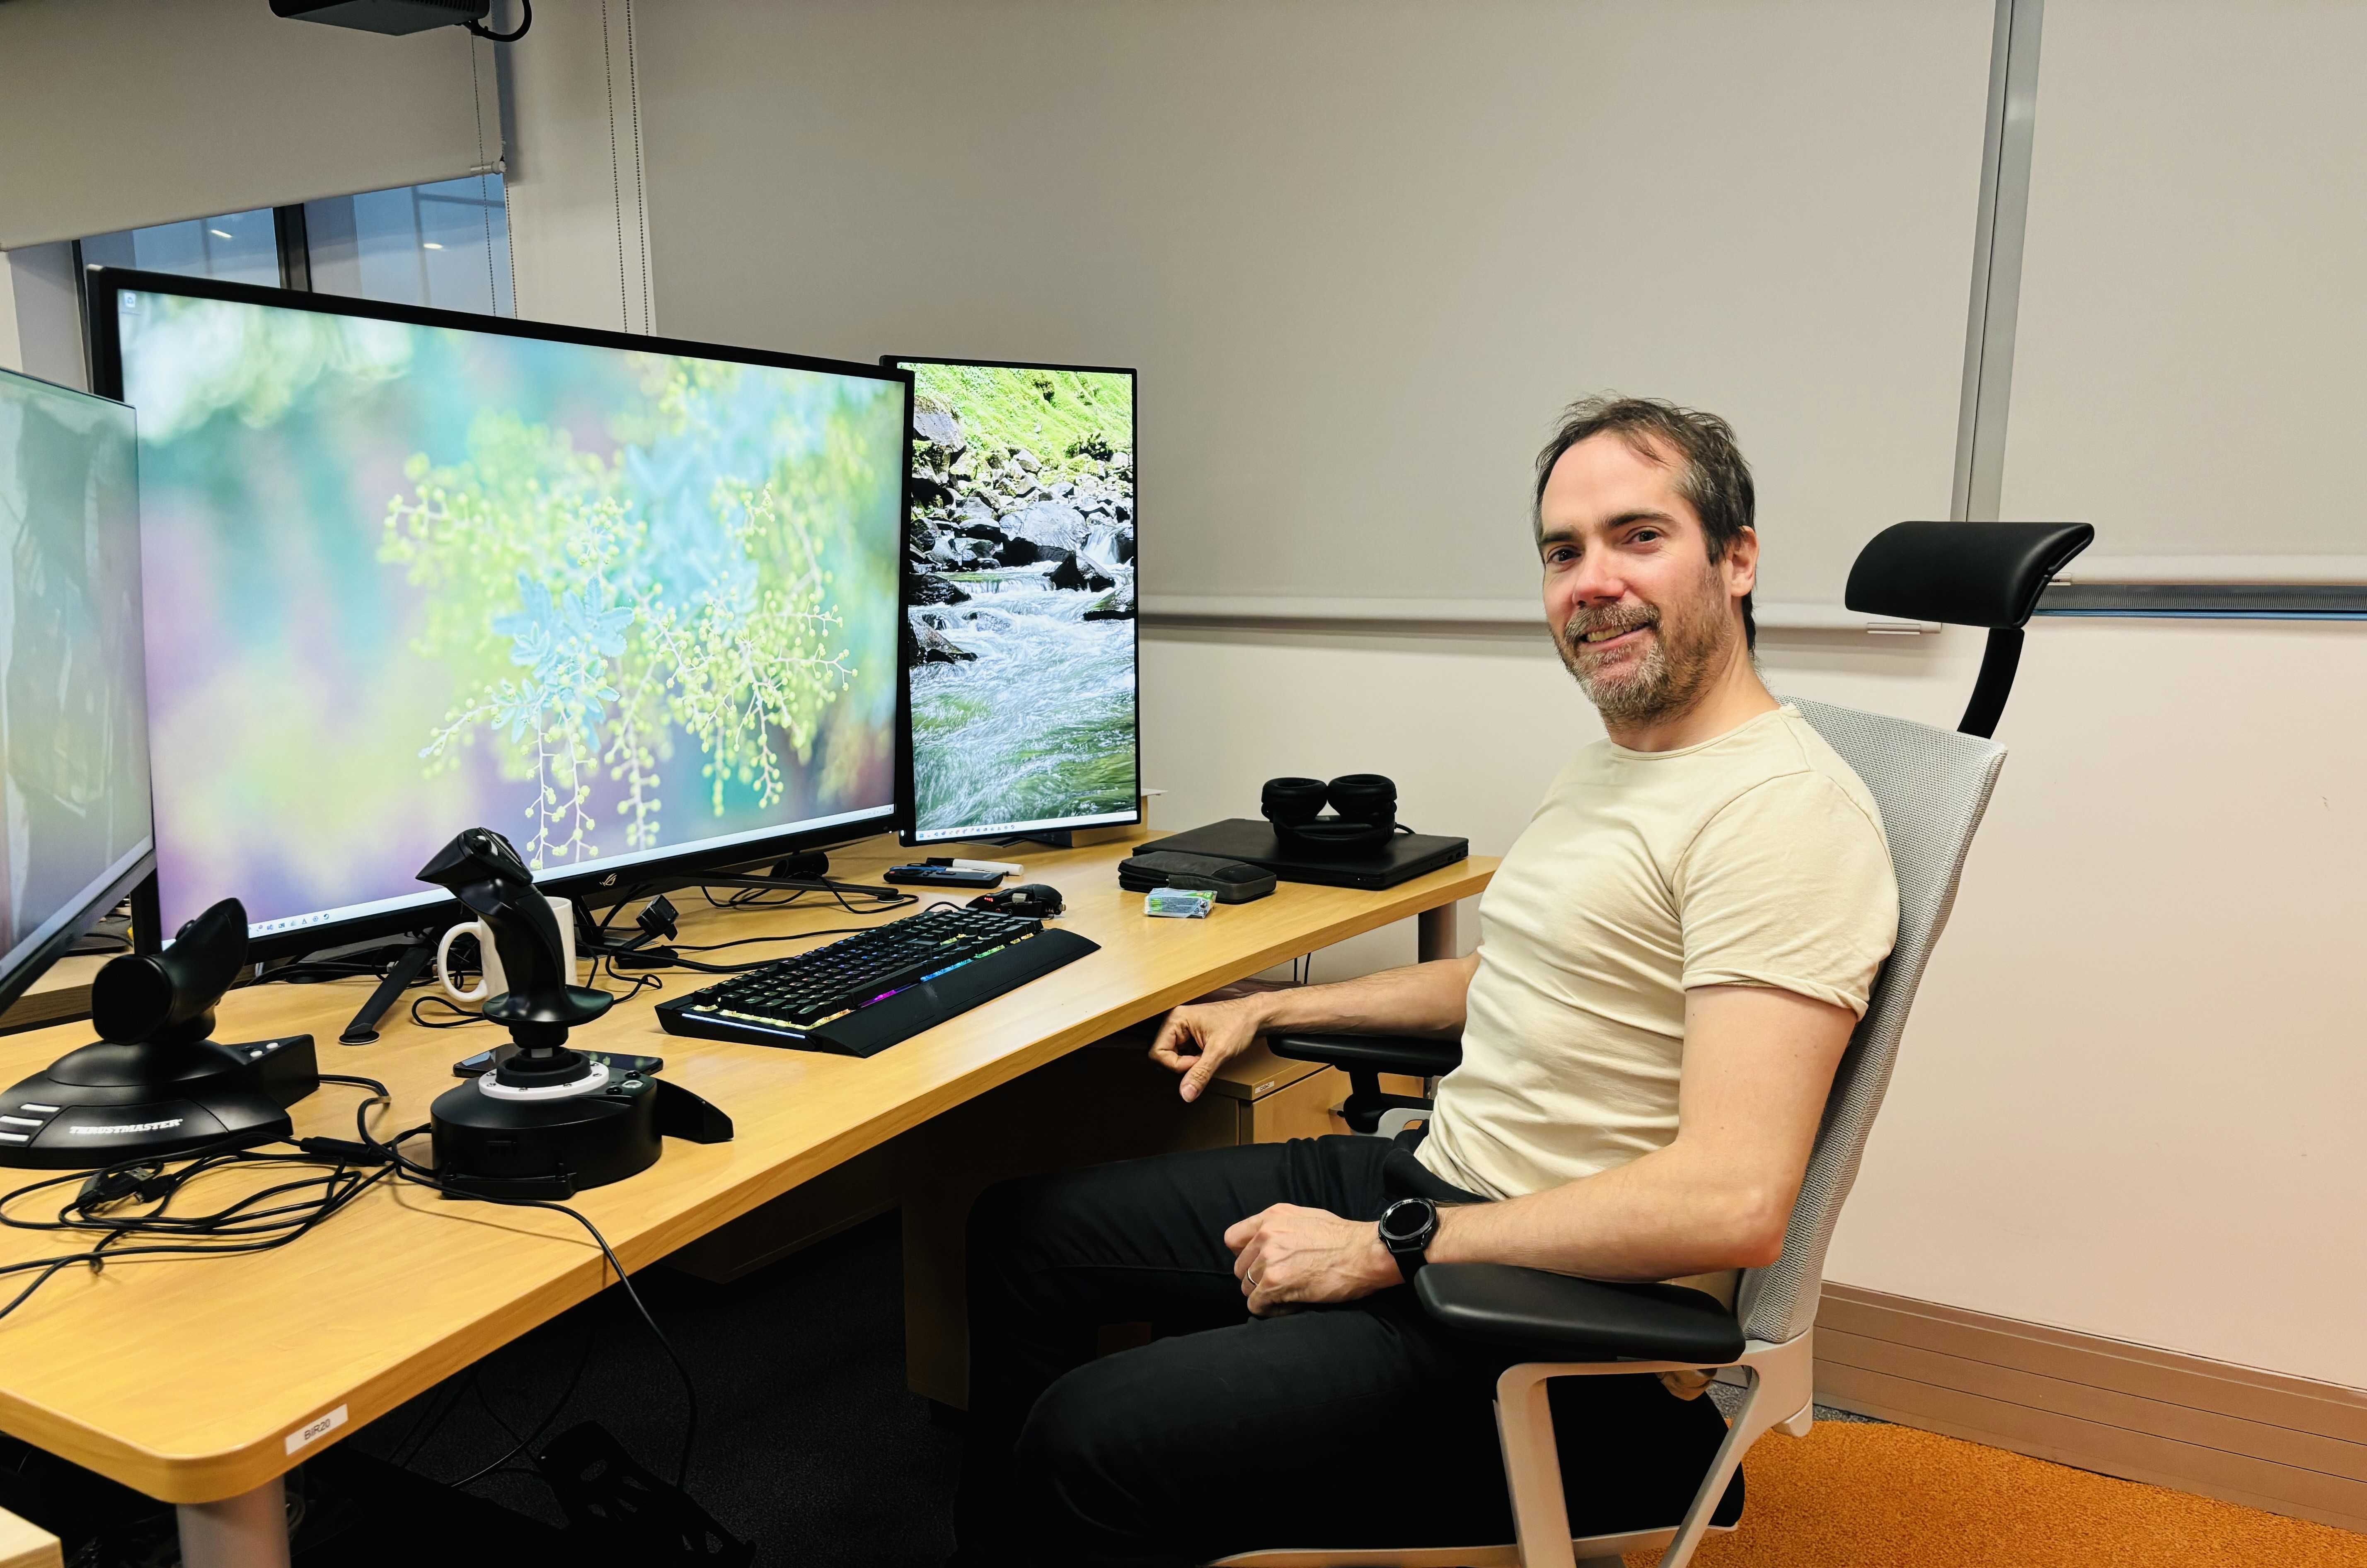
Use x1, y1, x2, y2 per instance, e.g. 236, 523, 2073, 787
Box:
349, 1098, 699, 1491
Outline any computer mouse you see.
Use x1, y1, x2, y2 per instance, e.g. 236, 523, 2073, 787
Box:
972, 883, 1065, 917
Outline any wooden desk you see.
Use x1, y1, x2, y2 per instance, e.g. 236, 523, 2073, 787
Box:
0, 953, 104, 1036
0, 831, 1492, 1564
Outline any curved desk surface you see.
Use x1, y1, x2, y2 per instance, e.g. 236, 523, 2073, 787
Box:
0, 830, 1493, 1508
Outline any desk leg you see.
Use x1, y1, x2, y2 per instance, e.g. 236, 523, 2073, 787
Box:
1417, 901, 1460, 964
177, 1476, 291, 1568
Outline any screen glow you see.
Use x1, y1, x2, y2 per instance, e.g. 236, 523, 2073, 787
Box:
121, 290, 904, 937
898, 360, 1138, 843
0, 370, 150, 984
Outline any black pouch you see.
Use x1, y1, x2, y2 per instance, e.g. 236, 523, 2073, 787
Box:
1118, 849, 1278, 902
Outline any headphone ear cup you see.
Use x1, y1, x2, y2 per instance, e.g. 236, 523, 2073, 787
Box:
1260, 776, 1328, 827
1324, 773, 1398, 830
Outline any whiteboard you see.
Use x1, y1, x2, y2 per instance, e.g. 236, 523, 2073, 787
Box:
636, 0, 1996, 607
2003, 0, 2367, 584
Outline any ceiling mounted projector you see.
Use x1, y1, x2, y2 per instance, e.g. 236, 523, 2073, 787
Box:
270, 0, 531, 41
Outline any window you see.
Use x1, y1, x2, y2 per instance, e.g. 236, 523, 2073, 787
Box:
79, 208, 282, 287
76, 176, 514, 319
305, 174, 514, 317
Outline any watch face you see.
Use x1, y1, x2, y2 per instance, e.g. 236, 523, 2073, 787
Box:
1380, 1198, 1436, 1245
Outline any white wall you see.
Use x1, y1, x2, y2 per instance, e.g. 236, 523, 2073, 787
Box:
0, 244, 87, 391
495, 2, 657, 337
1145, 617, 2367, 1389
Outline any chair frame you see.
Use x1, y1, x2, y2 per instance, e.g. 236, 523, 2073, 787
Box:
1213, 1334, 1809, 1568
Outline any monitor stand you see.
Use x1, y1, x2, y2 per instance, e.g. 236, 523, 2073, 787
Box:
991, 831, 1074, 850
338, 940, 436, 1045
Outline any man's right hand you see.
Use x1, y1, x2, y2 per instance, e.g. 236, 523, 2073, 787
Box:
1148, 996, 1268, 1102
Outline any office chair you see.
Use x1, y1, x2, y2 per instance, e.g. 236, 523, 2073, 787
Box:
1240, 521, 2092, 1568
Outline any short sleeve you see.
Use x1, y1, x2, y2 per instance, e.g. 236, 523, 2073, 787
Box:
1674, 773, 1898, 1016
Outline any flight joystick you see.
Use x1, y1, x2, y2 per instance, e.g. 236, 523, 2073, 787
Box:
419, 829, 729, 1197
0, 898, 320, 1169
416, 827, 611, 1097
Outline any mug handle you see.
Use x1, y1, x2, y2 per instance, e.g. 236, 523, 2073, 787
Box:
436, 921, 492, 1004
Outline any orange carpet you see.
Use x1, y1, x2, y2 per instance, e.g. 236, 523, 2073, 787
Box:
1623, 1420, 2367, 1568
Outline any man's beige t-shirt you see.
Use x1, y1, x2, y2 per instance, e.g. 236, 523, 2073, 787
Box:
1416, 704, 1899, 1204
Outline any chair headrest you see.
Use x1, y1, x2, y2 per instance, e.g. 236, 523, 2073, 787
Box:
1845, 521, 2094, 629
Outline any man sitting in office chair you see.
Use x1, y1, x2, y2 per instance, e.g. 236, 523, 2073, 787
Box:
953, 397, 1899, 1568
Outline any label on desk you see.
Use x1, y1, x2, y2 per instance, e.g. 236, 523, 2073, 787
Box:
285, 1404, 348, 1455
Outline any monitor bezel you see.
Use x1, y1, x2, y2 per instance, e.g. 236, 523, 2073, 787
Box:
0, 364, 156, 1014
87, 266, 916, 961
883, 354, 1142, 850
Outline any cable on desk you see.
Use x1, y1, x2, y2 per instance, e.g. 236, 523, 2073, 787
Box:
578, 875, 916, 977
0, 1076, 400, 1326
0, 1076, 699, 1502
700, 876, 914, 916
241, 939, 436, 991
409, 993, 497, 1030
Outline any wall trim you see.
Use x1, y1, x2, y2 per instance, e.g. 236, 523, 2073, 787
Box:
2038, 583, 2367, 619
1815, 1283, 2367, 1534
1139, 597, 1939, 637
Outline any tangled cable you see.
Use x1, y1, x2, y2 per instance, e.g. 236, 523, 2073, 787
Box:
0, 1073, 700, 1489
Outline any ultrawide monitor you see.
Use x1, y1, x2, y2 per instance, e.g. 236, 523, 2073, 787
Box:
888, 357, 1138, 846
0, 367, 154, 1012
92, 270, 910, 955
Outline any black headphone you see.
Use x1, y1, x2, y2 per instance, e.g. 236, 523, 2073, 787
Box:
1260, 773, 1406, 850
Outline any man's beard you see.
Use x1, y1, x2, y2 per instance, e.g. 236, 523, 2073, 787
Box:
1553, 567, 1735, 726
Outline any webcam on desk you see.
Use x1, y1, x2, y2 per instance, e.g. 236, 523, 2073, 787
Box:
0, 898, 319, 1169
419, 828, 729, 1199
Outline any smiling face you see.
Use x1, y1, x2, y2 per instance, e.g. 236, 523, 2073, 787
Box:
1537, 430, 1757, 728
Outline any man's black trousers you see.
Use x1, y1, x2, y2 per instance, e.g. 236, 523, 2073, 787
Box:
953, 1134, 1741, 1568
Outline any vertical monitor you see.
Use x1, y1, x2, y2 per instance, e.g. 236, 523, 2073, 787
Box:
92, 271, 910, 955
889, 358, 1138, 846
0, 367, 152, 1012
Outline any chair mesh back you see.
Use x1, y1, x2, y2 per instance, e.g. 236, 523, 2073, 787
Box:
1733, 698, 2007, 1345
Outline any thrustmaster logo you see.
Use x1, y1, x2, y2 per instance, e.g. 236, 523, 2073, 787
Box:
70, 1119, 184, 1136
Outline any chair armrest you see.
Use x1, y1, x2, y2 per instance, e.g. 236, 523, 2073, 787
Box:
1266, 1032, 1462, 1078
1415, 1262, 1745, 1363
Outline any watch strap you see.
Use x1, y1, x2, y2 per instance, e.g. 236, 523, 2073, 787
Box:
1379, 1197, 1438, 1284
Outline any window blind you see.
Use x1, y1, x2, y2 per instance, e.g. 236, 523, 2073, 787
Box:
0, 0, 497, 252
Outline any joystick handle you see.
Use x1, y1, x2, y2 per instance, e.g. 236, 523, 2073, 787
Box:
92, 898, 248, 1048
417, 829, 610, 1045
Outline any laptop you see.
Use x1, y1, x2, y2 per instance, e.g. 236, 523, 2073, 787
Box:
1135, 819, 1469, 891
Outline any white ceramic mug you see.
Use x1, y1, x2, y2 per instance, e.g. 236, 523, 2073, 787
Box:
435, 895, 577, 1005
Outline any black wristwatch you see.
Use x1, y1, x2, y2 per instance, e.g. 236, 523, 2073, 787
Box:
1377, 1197, 1440, 1284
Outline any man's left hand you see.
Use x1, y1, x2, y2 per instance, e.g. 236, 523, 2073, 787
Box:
1223, 1203, 1403, 1316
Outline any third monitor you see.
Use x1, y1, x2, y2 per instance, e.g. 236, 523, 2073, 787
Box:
889, 357, 1139, 850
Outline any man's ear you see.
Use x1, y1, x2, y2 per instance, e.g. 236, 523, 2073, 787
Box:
1724, 526, 1760, 600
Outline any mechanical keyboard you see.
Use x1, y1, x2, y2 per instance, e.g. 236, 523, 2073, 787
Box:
654, 906, 1101, 1058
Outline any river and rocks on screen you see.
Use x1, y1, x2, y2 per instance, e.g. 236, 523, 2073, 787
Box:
903, 407, 1137, 831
